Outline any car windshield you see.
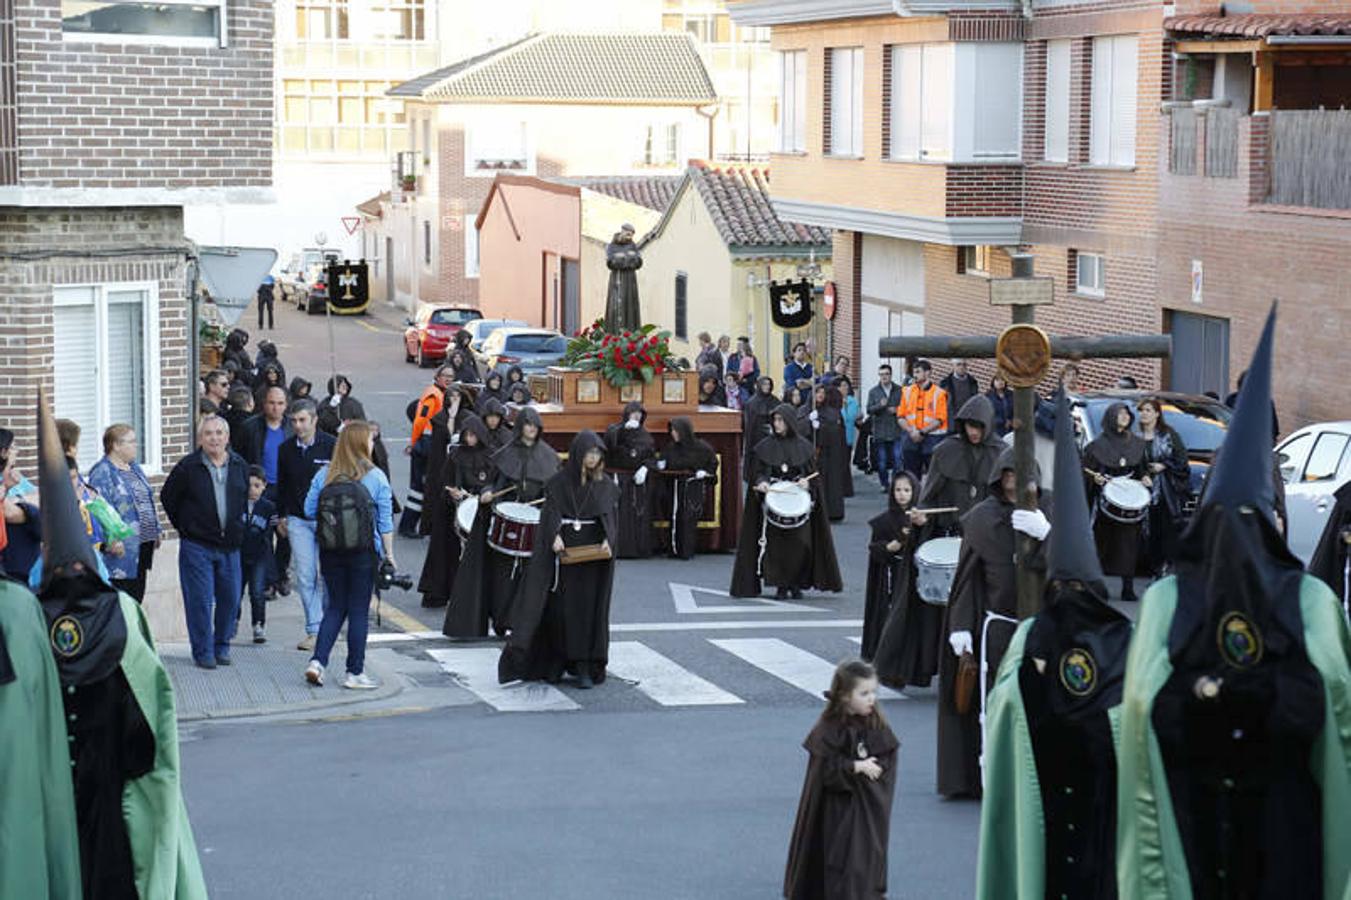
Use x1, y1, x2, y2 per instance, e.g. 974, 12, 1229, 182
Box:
1081, 397, 1231, 454
430, 309, 480, 326
505, 334, 566, 354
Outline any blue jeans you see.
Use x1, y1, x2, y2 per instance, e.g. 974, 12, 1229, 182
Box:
314, 550, 376, 676
902, 433, 943, 479
179, 539, 242, 663
241, 555, 268, 627
873, 439, 903, 488
287, 516, 327, 635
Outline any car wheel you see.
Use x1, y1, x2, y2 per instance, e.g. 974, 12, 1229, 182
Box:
405, 340, 415, 364
417, 344, 428, 368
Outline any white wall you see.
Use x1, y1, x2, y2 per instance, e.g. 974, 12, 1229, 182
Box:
859, 235, 926, 383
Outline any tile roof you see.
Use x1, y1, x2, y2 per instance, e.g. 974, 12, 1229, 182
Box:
681, 161, 831, 251
389, 33, 717, 105
551, 175, 683, 212
1165, 14, 1351, 39
355, 191, 389, 217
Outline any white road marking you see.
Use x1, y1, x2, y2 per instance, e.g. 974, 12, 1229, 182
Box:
366, 620, 866, 645
373, 390, 411, 395
709, 638, 904, 700
606, 641, 743, 707
847, 636, 862, 644
425, 648, 578, 712
669, 581, 822, 614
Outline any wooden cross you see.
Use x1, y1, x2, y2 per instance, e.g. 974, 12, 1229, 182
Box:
879, 254, 1172, 618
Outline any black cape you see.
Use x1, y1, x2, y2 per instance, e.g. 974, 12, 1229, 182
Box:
1083, 403, 1147, 577
810, 405, 852, 521
658, 418, 718, 559
604, 402, 657, 559
419, 393, 471, 538
863, 497, 940, 689
420, 418, 495, 609
742, 386, 779, 478
919, 395, 1002, 535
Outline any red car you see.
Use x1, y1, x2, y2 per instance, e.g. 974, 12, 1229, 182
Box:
403, 305, 483, 367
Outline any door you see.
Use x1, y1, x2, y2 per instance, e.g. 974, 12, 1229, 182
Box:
385, 237, 395, 308
562, 258, 581, 337
1167, 311, 1229, 396
1279, 427, 1351, 563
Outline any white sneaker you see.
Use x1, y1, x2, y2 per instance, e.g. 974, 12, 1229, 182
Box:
343, 672, 378, 691
252, 624, 266, 644
305, 660, 324, 686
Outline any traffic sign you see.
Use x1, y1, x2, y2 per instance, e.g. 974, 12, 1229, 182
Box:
823, 281, 836, 320
341, 216, 361, 235
989, 276, 1054, 306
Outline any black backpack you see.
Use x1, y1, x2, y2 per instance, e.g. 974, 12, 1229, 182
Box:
315, 476, 375, 553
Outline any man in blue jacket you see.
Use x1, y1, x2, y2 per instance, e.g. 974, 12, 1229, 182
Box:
274, 398, 336, 651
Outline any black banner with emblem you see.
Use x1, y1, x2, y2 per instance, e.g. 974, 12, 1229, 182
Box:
324, 260, 370, 315
769, 279, 813, 330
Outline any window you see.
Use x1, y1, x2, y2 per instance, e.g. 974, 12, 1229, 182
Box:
1278, 433, 1313, 484
466, 120, 530, 175
422, 220, 431, 267
1303, 433, 1350, 482
430, 308, 480, 327
505, 334, 566, 354
281, 78, 404, 159
53, 284, 159, 471
62, 0, 226, 47
889, 43, 952, 161
828, 47, 865, 157
642, 124, 680, 167
464, 216, 479, 279
1044, 39, 1071, 162
960, 245, 993, 276
1075, 251, 1106, 297
1090, 35, 1138, 166
778, 50, 807, 153
674, 272, 688, 340
970, 43, 1022, 159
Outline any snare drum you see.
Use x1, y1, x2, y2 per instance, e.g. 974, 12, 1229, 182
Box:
764, 483, 812, 530
1099, 476, 1150, 525
455, 496, 479, 540
487, 501, 540, 557
915, 537, 962, 606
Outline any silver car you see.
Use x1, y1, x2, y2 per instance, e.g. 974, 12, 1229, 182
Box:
1276, 421, 1351, 563
460, 318, 528, 354
477, 327, 569, 375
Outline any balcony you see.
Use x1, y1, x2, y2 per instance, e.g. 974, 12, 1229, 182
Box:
727, 0, 1017, 25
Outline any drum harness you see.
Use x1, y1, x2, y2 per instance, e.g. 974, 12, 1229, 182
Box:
978, 609, 1019, 786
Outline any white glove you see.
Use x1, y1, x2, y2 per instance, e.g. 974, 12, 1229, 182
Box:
656, 459, 667, 471
1011, 509, 1051, 541
694, 469, 708, 480
329, 395, 341, 407
808, 410, 819, 424
949, 631, 974, 657
624, 419, 640, 430
633, 466, 648, 486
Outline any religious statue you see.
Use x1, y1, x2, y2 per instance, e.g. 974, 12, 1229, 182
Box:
605, 223, 643, 333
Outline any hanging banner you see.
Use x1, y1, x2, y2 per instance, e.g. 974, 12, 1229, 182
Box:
769, 278, 813, 330
324, 260, 370, 315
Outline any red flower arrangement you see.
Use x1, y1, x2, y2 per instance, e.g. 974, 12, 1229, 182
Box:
563, 318, 680, 387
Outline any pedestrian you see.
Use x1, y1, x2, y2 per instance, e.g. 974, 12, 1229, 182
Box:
730, 404, 842, 600
55, 418, 80, 463
401, 365, 453, 537
865, 364, 903, 491
275, 397, 336, 651
499, 430, 619, 688
256, 276, 276, 330
1082, 403, 1148, 602
984, 373, 1014, 438
253, 338, 286, 386
224, 328, 253, 384
223, 385, 253, 441
287, 376, 312, 401
160, 415, 249, 669
423, 414, 494, 613
807, 384, 851, 521
86, 424, 161, 602
1135, 397, 1191, 577
200, 369, 230, 416
656, 416, 717, 560
697, 367, 727, 407
838, 375, 860, 450
939, 359, 980, 433
783, 341, 814, 386
898, 360, 947, 479
420, 384, 470, 543
316, 374, 366, 436
741, 375, 778, 477
918, 395, 1003, 535
722, 372, 746, 410
694, 331, 720, 371
865, 471, 941, 690
303, 420, 396, 690
252, 360, 287, 412
604, 400, 656, 559
240, 465, 277, 643
783, 658, 898, 900
727, 336, 759, 384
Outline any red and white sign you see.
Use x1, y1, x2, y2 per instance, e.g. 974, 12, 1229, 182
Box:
341, 216, 362, 235
823, 281, 837, 320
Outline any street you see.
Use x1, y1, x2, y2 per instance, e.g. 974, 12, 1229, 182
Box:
179, 299, 979, 898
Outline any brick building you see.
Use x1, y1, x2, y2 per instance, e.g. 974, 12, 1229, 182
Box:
729, 0, 1351, 434
0, 0, 273, 635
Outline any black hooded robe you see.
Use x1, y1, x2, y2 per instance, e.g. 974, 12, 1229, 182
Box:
783, 715, 899, 900
863, 492, 941, 689
742, 381, 778, 478
604, 401, 657, 559
1083, 403, 1148, 578
918, 395, 1002, 536
419, 392, 470, 539
499, 431, 620, 685
658, 418, 719, 559
810, 404, 851, 522
419, 417, 494, 610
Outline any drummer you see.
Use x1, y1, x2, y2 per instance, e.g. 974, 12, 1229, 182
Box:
1082, 402, 1149, 602
729, 404, 842, 601
918, 395, 1003, 535
422, 414, 493, 620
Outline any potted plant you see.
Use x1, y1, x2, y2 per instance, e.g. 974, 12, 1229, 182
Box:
401, 174, 417, 192
198, 320, 229, 371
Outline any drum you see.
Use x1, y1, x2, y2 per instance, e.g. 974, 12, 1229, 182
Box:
1099, 476, 1150, 524
764, 483, 812, 530
454, 496, 479, 540
915, 537, 962, 606
487, 502, 540, 557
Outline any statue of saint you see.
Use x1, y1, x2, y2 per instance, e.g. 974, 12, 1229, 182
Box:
604, 223, 643, 333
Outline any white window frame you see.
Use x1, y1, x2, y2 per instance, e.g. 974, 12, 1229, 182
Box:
61, 0, 229, 49
1044, 39, 1071, 163
52, 282, 163, 473
1076, 251, 1106, 298
1090, 35, 1138, 167
828, 46, 865, 158
778, 49, 807, 153
463, 119, 533, 178
889, 43, 953, 162
464, 216, 480, 279
640, 123, 681, 167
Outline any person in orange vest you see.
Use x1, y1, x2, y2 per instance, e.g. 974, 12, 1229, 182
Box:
896, 360, 948, 479
398, 364, 454, 537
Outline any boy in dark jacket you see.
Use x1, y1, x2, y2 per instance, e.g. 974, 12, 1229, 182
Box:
241, 466, 277, 643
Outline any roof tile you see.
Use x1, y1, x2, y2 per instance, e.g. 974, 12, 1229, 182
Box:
553, 175, 683, 212
1165, 13, 1351, 39
685, 161, 831, 250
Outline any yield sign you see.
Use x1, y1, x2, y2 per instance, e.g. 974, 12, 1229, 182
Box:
341, 216, 362, 235
668, 582, 822, 614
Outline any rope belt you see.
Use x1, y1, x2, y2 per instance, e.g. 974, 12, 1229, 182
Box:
979, 610, 1019, 787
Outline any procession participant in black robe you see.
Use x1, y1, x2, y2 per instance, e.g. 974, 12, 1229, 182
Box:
604, 400, 657, 559
419, 384, 469, 541
499, 431, 619, 688
420, 415, 493, 611
504, 364, 526, 394
918, 394, 1002, 535
697, 368, 727, 407
937, 448, 1049, 799
805, 384, 851, 521
865, 472, 942, 689
1135, 396, 1191, 577
447, 347, 480, 385
506, 382, 532, 407
1083, 402, 1148, 601
656, 416, 718, 559
784, 659, 899, 900
1309, 480, 1351, 616
475, 371, 506, 413
479, 397, 509, 451
729, 405, 842, 600
742, 375, 778, 477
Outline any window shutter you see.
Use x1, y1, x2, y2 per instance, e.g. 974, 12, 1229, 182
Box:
53, 295, 100, 470
105, 291, 147, 462
793, 51, 807, 152
893, 45, 921, 160
829, 47, 852, 155
972, 43, 1022, 158
1110, 36, 1138, 166
1044, 39, 1070, 162
920, 43, 952, 160
1090, 37, 1112, 164
778, 52, 792, 151
850, 48, 864, 156
674, 273, 688, 341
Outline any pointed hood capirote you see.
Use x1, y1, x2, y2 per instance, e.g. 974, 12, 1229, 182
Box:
1048, 390, 1107, 596
35, 388, 104, 597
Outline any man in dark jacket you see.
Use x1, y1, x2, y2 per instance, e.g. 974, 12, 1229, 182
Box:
274, 398, 335, 651
160, 415, 250, 668
919, 395, 1004, 534
232, 384, 294, 594
866, 364, 903, 491
939, 359, 981, 434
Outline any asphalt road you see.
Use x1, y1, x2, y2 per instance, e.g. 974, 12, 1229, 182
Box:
182, 299, 980, 898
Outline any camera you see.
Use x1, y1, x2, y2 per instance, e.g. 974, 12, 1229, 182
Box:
376, 560, 414, 592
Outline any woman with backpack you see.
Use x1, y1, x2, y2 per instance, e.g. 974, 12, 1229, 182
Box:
302, 421, 396, 690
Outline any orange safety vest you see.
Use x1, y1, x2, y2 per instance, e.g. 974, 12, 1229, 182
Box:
897, 382, 948, 434
410, 384, 444, 444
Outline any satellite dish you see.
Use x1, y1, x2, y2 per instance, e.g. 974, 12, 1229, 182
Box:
198, 246, 278, 326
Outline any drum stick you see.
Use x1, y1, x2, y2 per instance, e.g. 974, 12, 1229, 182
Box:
912, 506, 959, 515
525, 498, 546, 507
483, 486, 516, 503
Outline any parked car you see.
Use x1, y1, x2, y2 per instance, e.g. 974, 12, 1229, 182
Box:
1275, 421, 1351, 563
460, 318, 528, 354
403, 305, 484, 367
477, 328, 569, 375
280, 248, 339, 306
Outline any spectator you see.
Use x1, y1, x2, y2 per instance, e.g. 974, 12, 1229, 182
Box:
866, 364, 903, 492
288, 377, 313, 401
56, 418, 80, 462
201, 369, 231, 416
715, 334, 732, 375
832, 355, 852, 384
276, 397, 336, 651
86, 424, 161, 602
223, 328, 252, 384
257, 276, 276, 330
1225, 369, 1280, 441
1034, 361, 1081, 436
303, 421, 395, 690
2, 429, 42, 579
838, 376, 861, 451
241, 465, 277, 643
727, 336, 759, 384
160, 416, 249, 669
235, 385, 293, 483
252, 360, 287, 411
723, 372, 746, 410
898, 360, 947, 478
985, 373, 1014, 438
784, 342, 814, 386
223, 386, 254, 440
939, 359, 980, 433
317, 374, 367, 436
695, 332, 720, 371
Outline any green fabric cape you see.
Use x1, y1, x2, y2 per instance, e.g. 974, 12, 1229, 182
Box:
0, 580, 81, 900
1116, 574, 1351, 900
976, 617, 1123, 898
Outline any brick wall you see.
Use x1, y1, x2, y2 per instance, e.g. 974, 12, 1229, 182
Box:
829, 230, 861, 376
12, 0, 272, 189
945, 164, 1023, 217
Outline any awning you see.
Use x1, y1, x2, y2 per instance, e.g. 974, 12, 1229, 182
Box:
1165, 14, 1351, 39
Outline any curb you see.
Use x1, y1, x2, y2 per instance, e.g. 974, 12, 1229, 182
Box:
176, 672, 405, 723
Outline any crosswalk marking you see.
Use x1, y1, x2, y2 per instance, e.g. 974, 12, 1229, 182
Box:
847, 636, 862, 645
709, 638, 904, 701
426, 648, 579, 712
606, 642, 743, 707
